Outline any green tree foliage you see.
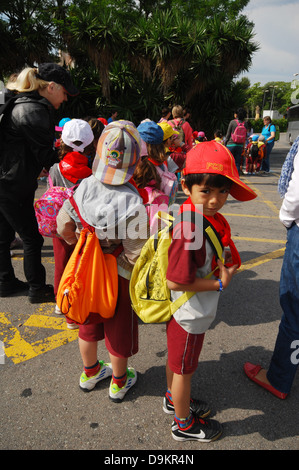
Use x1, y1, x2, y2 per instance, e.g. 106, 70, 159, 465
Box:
0, 0, 62, 78
244, 81, 295, 118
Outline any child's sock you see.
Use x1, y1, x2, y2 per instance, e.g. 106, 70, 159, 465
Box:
84, 360, 101, 377
166, 389, 173, 404
174, 413, 194, 430
112, 371, 127, 388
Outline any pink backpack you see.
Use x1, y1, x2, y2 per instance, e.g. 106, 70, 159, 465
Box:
35, 175, 77, 238
144, 186, 169, 234
231, 120, 247, 144
155, 164, 178, 205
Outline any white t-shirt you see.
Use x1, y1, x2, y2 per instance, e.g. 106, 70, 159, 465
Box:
167, 232, 221, 334
280, 148, 299, 228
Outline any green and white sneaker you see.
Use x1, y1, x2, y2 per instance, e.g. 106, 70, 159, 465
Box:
79, 360, 112, 392
109, 367, 137, 403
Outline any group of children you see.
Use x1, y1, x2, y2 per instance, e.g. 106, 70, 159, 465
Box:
45, 114, 257, 443
192, 127, 267, 177
157, 105, 267, 177
241, 134, 267, 175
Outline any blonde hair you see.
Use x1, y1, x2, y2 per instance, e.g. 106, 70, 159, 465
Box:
172, 105, 184, 118
6, 67, 59, 93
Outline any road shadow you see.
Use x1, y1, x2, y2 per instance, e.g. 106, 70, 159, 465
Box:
213, 268, 282, 327
133, 345, 298, 443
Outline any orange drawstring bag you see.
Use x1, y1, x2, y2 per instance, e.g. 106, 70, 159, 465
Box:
56, 197, 122, 325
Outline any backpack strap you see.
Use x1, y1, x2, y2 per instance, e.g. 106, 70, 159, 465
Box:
155, 209, 224, 262
202, 217, 224, 262
173, 210, 224, 261
69, 195, 94, 232
48, 174, 54, 188
168, 210, 226, 314
68, 195, 124, 257
58, 165, 79, 191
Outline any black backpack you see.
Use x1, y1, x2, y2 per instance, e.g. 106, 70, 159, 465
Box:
0, 93, 23, 179
250, 143, 259, 159
0, 92, 39, 181
0, 92, 23, 149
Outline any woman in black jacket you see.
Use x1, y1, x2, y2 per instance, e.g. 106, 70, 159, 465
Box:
0, 63, 78, 303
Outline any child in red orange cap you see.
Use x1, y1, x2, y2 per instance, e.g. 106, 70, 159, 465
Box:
164, 141, 257, 442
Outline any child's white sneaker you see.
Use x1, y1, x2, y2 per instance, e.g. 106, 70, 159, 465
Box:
79, 361, 113, 391
67, 322, 79, 330
109, 367, 137, 402
54, 304, 62, 314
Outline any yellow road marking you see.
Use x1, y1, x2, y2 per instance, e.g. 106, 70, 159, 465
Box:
237, 247, 285, 272
241, 180, 280, 215
234, 236, 286, 244
222, 213, 277, 219
25, 314, 68, 330
0, 312, 77, 364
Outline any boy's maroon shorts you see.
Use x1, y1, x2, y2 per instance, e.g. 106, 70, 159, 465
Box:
78, 276, 138, 358
167, 316, 205, 375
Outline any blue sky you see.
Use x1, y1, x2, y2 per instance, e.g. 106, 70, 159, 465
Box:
238, 0, 299, 85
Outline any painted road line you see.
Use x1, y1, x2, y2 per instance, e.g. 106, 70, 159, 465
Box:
237, 247, 285, 273
222, 213, 277, 219
241, 180, 280, 215
24, 314, 68, 330
234, 237, 285, 244
0, 312, 77, 364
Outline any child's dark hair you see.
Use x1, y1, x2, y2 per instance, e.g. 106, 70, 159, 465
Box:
236, 107, 247, 121
183, 173, 233, 191
161, 107, 171, 117
214, 129, 223, 138
133, 157, 161, 189
58, 141, 95, 160
84, 116, 104, 141
133, 142, 165, 189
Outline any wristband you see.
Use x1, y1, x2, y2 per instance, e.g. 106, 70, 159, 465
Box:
217, 279, 224, 292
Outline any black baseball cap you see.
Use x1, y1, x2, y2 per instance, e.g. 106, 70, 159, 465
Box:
36, 63, 79, 96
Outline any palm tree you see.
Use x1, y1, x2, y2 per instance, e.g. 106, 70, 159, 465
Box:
0, 0, 59, 74
54, 2, 259, 133
67, 8, 126, 101
208, 16, 258, 77
144, 11, 192, 93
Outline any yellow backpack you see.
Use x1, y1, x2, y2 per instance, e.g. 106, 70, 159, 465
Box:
129, 211, 224, 324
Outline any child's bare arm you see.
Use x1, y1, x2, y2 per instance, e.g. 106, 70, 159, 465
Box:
167, 259, 238, 293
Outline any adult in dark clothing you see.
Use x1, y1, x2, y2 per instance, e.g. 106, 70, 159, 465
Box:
0, 63, 79, 303
225, 108, 248, 173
